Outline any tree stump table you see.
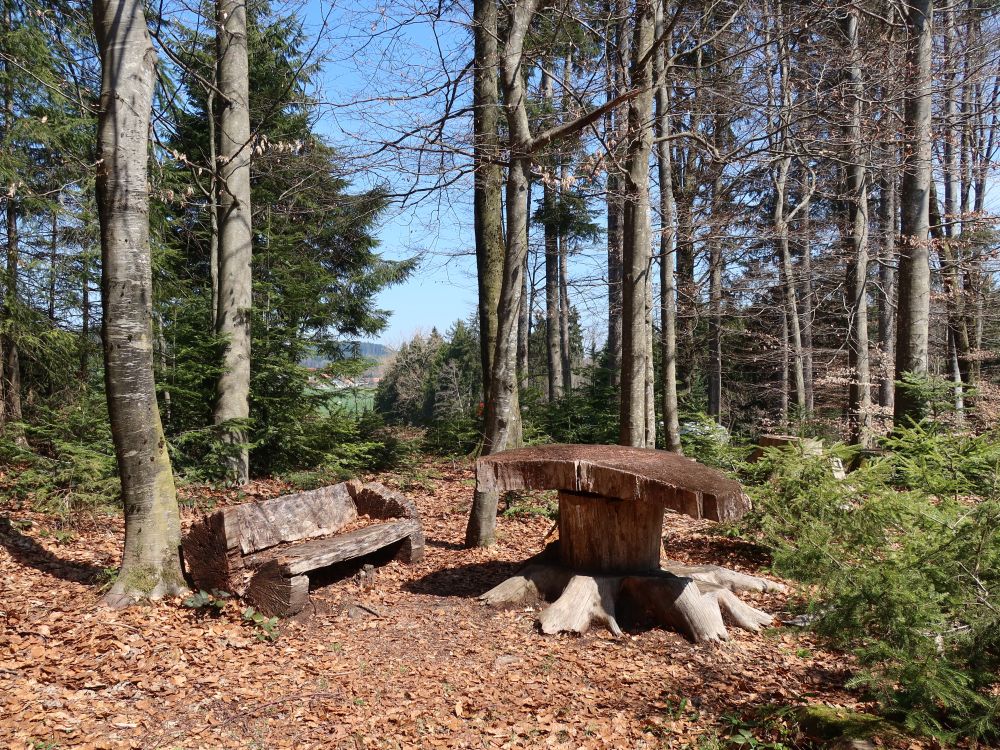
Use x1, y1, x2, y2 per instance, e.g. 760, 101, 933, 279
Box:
476, 444, 785, 642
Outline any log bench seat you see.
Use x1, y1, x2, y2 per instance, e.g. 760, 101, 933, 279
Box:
182, 481, 424, 616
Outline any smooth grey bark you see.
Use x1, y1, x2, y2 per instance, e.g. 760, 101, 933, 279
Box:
937, 5, 973, 407
877, 175, 897, 410
894, 0, 933, 425
207, 71, 220, 331
93, 0, 185, 607
619, 0, 654, 448
541, 65, 562, 402
840, 9, 872, 446
655, 0, 681, 454
213, 0, 253, 484
797, 208, 814, 413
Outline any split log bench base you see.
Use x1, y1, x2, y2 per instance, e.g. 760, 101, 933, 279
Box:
183, 481, 424, 617
476, 444, 785, 643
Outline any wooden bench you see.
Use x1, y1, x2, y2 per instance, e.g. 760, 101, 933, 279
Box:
182, 481, 424, 616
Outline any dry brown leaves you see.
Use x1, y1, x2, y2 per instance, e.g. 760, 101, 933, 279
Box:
1, 461, 874, 749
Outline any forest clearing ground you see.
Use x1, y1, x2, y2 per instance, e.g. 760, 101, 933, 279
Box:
1, 460, 884, 749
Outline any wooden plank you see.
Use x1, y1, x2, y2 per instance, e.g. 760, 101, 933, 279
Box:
267, 519, 420, 576
235, 483, 358, 555
477, 444, 751, 522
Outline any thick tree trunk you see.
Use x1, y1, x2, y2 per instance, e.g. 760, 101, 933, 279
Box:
466, 0, 538, 547
93, 0, 185, 607
894, 0, 934, 426
841, 10, 872, 447
471, 0, 504, 552
655, 3, 681, 454
213, 0, 253, 484
619, 0, 654, 448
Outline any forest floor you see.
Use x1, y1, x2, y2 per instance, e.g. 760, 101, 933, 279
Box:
0, 459, 930, 749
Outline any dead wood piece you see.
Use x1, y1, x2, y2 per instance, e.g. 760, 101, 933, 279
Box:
538, 575, 624, 637
234, 483, 357, 554
181, 511, 233, 593
258, 519, 421, 575
481, 561, 777, 642
620, 574, 729, 642
243, 560, 310, 617
479, 564, 572, 606
352, 482, 420, 520
662, 560, 787, 593
696, 581, 773, 632
477, 443, 751, 522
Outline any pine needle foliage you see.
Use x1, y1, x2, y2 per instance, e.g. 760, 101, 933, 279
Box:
746, 424, 1000, 741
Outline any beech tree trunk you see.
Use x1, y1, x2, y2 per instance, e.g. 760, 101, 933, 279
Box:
214, 0, 253, 484
877, 175, 896, 410
841, 9, 872, 446
466, 0, 538, 547
619, 0, 654, 448
655, 0, 681, 454
93, 0, 185, 607
605, 0, 628, 385
473, 0, 504, 412
797, 209, 814, 413
894, 0, 933, 426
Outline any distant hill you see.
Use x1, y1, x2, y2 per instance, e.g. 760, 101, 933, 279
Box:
301, 341, 391, 369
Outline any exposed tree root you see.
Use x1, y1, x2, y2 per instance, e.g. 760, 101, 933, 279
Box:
481, 561, 781, 643
662, 559, 787, 593
538, 575, 623, 637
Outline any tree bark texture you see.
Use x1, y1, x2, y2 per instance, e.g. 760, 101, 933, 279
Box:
894, 0, 933, 425
214, 0, 253, 483
619, 0, 654, 448
655, 1, 681, 454
93, 0, 185, 607
841, 10, 872, 446
542, 66, 562, 402
877, 175, 897, 411
466, 0, 538, 547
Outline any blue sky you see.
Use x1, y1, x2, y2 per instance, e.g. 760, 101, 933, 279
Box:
303, 1, 482, 346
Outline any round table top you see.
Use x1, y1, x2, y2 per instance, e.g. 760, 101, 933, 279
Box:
476, 443, 750, 522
